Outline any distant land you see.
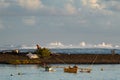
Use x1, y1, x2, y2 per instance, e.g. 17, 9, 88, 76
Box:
0, 44, 120, 64
0, 52, 120, 64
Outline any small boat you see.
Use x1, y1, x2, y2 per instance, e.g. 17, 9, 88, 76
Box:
45, 66, 55, 72
79, 68, 92, 73
64, 65, 78, 73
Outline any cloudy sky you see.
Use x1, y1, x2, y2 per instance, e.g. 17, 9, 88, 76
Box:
0, 0, 120, 47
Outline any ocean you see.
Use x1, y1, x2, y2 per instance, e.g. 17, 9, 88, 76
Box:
0, 47, 120, 80
0, 44, 120, 54
1, 48, 119, 54
0, 64, 120, 80
50, 48, 120, 54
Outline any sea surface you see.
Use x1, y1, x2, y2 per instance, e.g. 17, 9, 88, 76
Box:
1, 48, 119, 54
0, 48, 120, 80
50, 48, 120, 54
1, 47, 120, 54
0, 64, 120, 80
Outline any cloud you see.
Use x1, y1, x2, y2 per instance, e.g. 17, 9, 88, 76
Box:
46, 41, 118, 48
81, 0, 116, 16
90, 0, 103, 9
107, 0, 120, 12
22, 16, 36, 26
49, 42, 64, 46
82, 0, 87, 5
82, 0, 105, 9
18, 0, 44, 10
47, 42, 65, 48
95, 42, 113, 48
0, 0, 10, 8
80, 42, 86, 47
65, 3, 76, 14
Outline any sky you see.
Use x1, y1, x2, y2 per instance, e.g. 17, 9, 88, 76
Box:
0, 0, 120, 48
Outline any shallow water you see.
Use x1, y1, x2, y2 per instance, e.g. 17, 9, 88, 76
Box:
0, 64, 120, 80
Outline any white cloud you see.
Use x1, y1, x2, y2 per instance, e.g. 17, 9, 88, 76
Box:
49, 42, 64, 46
23, 16, 36, 26
65, 3, 76, 14
47, 42, 65, 48
95, 42, 113, 48
18, 0, 44, 10
0, 0, 10, 8
80, 41, 86, 47
81, 0, 115, 16
90, 0, 103, 9
82, 0, 105, 10
46, 41, 120, 49
82, 0, 87, 6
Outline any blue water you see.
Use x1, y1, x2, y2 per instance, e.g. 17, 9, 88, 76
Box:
50, 48, 116, 54
0, 64, 120, 80
1, 48, 120, 54
50, 48, 120, 54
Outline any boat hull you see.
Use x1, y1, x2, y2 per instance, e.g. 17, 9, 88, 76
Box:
45, 66, 55, 72
80, 68, 92, 73
64, 67, 78, 73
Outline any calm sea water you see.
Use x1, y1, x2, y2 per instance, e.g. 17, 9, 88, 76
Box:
50, 48, 120, 54
0, 64, 120, 80
1, 48, 120, 54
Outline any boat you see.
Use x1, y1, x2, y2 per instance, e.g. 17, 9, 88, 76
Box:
45, 66, 55, 72
79, 55, 98, 73
79, 68, 92, 73
64, 65, 78, 73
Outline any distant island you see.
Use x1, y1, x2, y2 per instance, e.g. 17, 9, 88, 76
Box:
0, 44, 120, 64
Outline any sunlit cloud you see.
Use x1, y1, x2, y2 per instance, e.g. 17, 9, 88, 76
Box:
82, 0, 105, 9
46, 41, 118, 49
1, 41, 120, 49
89, 0, 103, 9
65, 3, 76, 14
94, 42, 113, 48
81, 0, 114, 16
115, 45, 119, 48
49, 42, 64, 47
80, 41, 86, 47
0, 0, 120, 47
18, 0, 44, 10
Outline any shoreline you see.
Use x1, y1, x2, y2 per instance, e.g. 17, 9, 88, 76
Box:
0, 52, 120, 64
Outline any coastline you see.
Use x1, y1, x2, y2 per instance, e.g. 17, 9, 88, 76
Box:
0, 52, 120, 64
